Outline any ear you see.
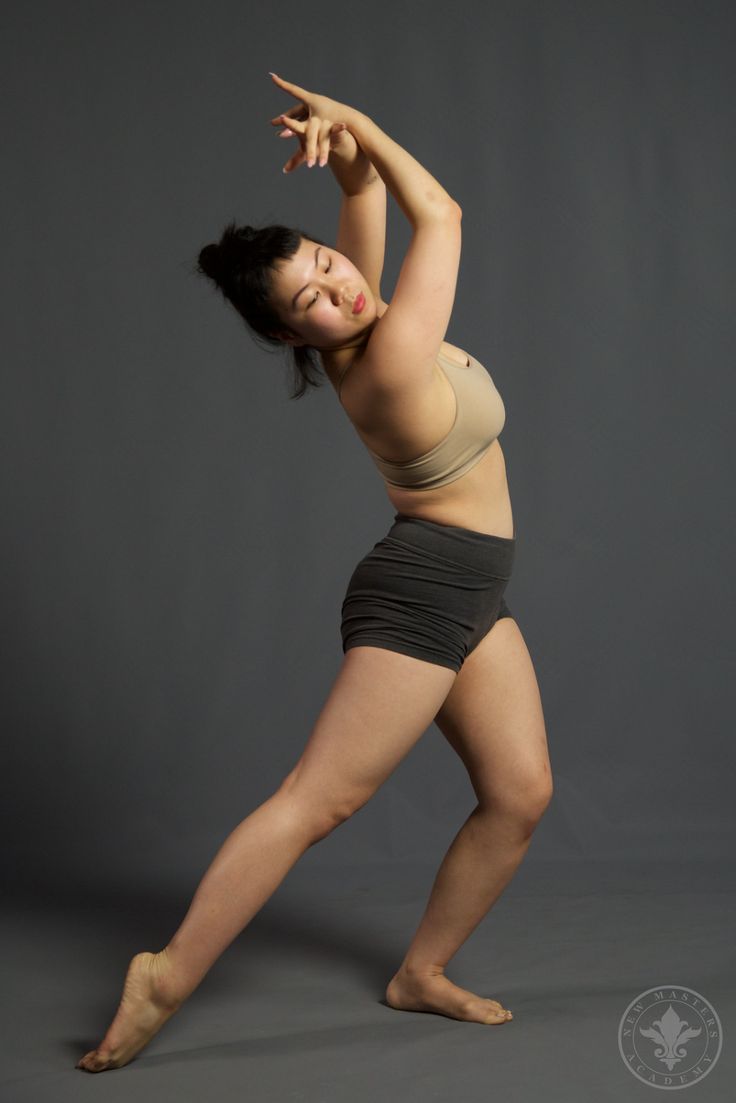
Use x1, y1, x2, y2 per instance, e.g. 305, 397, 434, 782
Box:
270, 329, 306, 347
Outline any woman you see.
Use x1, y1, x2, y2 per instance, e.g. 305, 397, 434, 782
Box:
76, 73, 553, 1073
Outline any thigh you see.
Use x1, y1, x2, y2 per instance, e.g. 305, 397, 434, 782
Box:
434, 617, 552, 812
284, 645, 457, 823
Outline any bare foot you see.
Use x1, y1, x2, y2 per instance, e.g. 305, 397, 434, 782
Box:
385, 966, 513, 1025
76, 950, 183, 1072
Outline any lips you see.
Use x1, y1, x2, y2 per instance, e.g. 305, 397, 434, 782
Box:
352, 292, 365, 314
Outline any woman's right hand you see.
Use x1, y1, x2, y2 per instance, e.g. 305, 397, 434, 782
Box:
268, 73, 359, 170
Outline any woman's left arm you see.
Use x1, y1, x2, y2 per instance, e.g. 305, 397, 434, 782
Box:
273, 106, 388, 304
330, 139, 387, 304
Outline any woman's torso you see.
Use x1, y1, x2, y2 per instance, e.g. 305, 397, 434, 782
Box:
331, 337, 514, 539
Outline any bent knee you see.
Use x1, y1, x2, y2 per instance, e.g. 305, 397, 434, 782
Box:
490, 773, 554, 832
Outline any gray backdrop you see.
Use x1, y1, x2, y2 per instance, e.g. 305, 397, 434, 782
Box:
2, 1, 734, 1099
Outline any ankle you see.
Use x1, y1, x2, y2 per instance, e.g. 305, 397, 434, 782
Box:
151, 947, 189, 1008
398, 959, 445, 981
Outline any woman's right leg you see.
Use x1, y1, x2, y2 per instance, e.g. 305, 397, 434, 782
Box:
76, 644, 457, 1072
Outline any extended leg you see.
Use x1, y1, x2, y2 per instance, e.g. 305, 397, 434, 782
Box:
76, 645, 456, 1072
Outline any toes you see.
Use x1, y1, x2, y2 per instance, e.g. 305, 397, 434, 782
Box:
482, 1001, 513, 1024
76, 1049, 111, 1072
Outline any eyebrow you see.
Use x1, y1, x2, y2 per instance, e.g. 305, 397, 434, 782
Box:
291, 246, 321, 310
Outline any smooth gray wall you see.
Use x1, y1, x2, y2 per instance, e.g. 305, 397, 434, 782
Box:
3, 0, 734, 897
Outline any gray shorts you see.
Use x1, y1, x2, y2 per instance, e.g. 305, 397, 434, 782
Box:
341, 512, 516, 673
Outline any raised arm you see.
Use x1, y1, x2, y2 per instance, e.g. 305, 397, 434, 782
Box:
269, 75, 462, 382
341, 109, 463, 384
268, 73, 460, 226
329, 131, 387, 307
342, 111, 460, 227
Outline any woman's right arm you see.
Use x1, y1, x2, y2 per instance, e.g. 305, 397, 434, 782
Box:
345, 110, 461, 226
343, 111, 463, 383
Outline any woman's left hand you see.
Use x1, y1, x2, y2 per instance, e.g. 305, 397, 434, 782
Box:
274, 112, 359, 173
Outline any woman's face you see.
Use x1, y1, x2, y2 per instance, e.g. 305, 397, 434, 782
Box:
268, 237, 377, 351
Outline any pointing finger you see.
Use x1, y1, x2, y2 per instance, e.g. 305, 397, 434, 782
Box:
268, 72, 310, 98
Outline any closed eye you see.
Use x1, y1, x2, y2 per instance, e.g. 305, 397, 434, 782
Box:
307, 259, 331, 308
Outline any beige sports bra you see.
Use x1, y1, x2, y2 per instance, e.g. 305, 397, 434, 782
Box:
338, 347, 506, 491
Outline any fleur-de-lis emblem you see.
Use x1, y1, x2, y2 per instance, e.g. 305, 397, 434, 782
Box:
639, 1004, 703, 1072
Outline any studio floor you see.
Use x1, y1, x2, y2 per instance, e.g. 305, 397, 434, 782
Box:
3, 858, 733, 1102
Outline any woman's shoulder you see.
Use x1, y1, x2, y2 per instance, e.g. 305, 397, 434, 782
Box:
337, 330, 469, 451
344, 297, 472, 399
339, 297, 469, 398
333, 297, 391, 398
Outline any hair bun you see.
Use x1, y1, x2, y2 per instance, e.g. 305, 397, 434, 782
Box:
197, 242, 224, 283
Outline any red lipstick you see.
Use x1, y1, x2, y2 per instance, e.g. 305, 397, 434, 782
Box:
352, 292, 366, 314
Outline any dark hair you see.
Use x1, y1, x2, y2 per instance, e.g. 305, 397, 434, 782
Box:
195, 220, 328, 400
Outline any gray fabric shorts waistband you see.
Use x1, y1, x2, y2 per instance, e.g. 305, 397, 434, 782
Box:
387, 513, 516, 581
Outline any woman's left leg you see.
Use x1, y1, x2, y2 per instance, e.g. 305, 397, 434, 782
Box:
386, 616, 553, 1024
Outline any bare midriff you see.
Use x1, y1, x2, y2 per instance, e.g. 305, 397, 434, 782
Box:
382, 438, 514, 538
333, 339, 515, 539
